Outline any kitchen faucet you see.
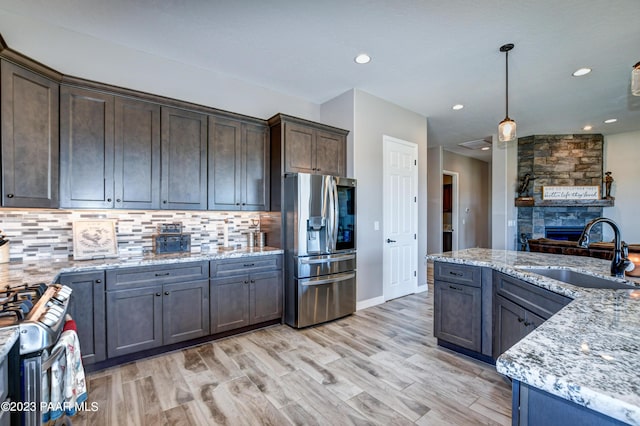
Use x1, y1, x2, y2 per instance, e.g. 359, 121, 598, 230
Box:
577, 217, 631, 278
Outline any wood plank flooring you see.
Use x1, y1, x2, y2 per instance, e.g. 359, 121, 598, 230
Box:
73, 270, 511, 425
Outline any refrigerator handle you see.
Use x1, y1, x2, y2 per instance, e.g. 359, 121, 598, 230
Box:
330, 177, 339, 251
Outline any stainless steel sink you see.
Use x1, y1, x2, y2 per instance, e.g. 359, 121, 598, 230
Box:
521, 268, 636, 289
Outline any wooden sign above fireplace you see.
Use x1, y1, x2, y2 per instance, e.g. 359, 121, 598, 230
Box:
542, 185, 600, 200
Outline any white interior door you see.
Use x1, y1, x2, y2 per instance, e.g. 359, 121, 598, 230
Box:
383, 135, 418, 301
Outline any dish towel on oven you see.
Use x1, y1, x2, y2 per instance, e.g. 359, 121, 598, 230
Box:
41, 327, 88, 423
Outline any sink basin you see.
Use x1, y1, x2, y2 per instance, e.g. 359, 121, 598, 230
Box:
521, 268, 636, 289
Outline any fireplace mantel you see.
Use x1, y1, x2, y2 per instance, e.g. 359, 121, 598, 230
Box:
516, 198, 615, 207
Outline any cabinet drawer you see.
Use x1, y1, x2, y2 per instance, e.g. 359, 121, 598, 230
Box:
106, 261, 208, 290
211, 255, 282, 278
494, 272, 571, 320
434, 262, 481, 287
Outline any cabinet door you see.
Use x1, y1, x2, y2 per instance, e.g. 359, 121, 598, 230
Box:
114, 97, 160, 209
1, 60, 59, 207
58, 271, 106, 365
434, 280, 482, 352
283, 122, 314, 173
208, 116, 241, 210
106, 286, 162, 358
210, 276, 250, 333
494, 295, 529, 358
60, 86, 115, 208
249, 270, 282, 324
315, 130, 345, 176
163, 280, 210, 345
160, 107, 207, 210
242, 122, 269, 210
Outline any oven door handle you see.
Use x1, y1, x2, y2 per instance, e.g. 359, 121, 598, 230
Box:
299, 272, 355, 286
41, 345, 65, 371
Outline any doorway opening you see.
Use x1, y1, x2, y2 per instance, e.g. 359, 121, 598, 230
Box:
442, 171, 459, 252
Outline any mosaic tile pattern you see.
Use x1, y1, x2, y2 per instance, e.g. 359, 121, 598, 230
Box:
0, 209, 265, 261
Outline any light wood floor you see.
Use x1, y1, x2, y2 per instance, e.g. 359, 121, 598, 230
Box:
73, 276, 511, 425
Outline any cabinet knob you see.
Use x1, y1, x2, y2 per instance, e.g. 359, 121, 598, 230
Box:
236, 203, 241, 206
156, 292, 161, 296
241, 203, 246, 206
107, 198, 112, 202
7, 194, 14, 198
116, 198, 121, 203
250, 279, 255, 283
163, 200, 167, 204
164, 291, 170, 296
517, 317, 525, 323
244, 280, 249, 284
95, 279, 102, 284
524, 321, 533, 327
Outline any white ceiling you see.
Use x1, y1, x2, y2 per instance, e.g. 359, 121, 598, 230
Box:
2, 0, 639, 162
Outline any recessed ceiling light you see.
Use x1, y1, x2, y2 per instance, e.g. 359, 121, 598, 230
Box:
452, 104, 464, 110
572, 67, 592, 77
481, 146, 491, 151
604, 118, 617, 124
583, 125, 593, 131
354, 54, 371, 64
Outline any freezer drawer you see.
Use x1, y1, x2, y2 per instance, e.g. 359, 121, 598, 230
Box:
295, 252, 356, 278
286, 271, 356, 328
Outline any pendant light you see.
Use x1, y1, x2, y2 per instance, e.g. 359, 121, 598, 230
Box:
632, 61, 640, 96
498, 43, 516, 142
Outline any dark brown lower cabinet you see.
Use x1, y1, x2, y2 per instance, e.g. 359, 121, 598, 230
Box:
210, 269, 282, 334
493, 294, 544, 358
433, 279, 482, 352
106, 279, 209, 358
58, 271, 106, 365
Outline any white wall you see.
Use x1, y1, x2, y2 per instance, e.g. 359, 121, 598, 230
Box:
334, 90, 428, 303
0, 10, 320, 122
491, 137, 518, 250
603, 130, 640, 242
442, 151, 490, 249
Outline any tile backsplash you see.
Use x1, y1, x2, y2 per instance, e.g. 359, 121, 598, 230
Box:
0, 209, 264, 261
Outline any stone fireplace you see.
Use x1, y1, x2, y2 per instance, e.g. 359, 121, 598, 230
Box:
517, 134, 606, 246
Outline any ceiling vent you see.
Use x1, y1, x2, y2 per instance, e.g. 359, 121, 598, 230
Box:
458, 138, 492, 150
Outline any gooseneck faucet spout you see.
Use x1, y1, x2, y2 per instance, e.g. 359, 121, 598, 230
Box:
578, 217, 631, 278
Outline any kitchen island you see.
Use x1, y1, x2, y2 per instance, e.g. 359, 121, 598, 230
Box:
429, 248, 640, 425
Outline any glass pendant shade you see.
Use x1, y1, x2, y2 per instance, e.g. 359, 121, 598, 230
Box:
498, 117, 517, 142
633, 62, 640, 96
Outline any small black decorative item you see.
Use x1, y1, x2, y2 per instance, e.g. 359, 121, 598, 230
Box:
603, 171, 614, 199
517, 173, 535, 198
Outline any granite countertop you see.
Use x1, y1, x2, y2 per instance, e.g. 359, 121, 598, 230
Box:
0, 327, 18, 360
0, 246, 283, 291
428, 248, 640, 425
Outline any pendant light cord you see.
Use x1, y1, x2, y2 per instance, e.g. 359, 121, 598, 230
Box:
505, 49, 509, 117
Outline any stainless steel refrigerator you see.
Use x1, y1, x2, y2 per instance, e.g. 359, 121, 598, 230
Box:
283, 173, 356, 328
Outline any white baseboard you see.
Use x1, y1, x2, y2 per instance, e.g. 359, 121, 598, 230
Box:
416, 284, 429, 294
356, 295, 385, 311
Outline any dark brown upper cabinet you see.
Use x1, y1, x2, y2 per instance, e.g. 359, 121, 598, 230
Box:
60, 86, 115, 208
1, 60, 59, 208
269, 114, 347, 178
114, 97, 161, 209
208, 115, 269, 211
160, 107, 208, 210
61, 87, 163, 209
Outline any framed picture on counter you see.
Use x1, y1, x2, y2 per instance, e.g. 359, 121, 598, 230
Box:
72, 220, 119, 260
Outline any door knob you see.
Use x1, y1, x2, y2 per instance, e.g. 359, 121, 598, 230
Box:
387, 238, 396, 243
